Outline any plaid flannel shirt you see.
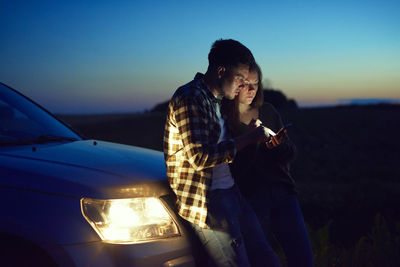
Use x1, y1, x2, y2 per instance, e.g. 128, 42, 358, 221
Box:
163, 73, 236, 228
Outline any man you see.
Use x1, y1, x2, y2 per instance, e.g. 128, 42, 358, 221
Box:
164, 39, 280, 267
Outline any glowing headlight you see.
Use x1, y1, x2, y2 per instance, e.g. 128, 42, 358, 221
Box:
81, 197, 180, 244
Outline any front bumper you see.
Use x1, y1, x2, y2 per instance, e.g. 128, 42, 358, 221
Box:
62, 237, 195, 267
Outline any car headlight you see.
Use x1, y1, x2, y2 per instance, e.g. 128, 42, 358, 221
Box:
81, 197, 180, 244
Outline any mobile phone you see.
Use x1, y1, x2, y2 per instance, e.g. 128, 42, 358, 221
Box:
276, 122, 293, 136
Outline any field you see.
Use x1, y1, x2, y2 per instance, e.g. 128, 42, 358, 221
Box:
59, 104, 400, 266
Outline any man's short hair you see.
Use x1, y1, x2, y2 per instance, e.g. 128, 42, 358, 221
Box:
208, 39, 255, 70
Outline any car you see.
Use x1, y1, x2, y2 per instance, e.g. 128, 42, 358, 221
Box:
0, 82, 199, 267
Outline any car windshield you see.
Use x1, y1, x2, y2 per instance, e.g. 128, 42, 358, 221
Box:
0, 83, 81, 146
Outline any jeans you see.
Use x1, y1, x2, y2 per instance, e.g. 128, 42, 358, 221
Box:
190, 185, 281, 267
250, 184, 314, 267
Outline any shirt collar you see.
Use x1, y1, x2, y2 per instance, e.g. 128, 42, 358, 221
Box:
194, 72, 222, 105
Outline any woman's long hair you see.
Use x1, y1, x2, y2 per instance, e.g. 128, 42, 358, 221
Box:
222, 62, 264, 137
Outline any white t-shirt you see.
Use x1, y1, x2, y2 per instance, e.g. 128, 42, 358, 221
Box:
210, 103, 235, 190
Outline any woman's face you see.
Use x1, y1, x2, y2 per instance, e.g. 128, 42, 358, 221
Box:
238, 70, 258, 105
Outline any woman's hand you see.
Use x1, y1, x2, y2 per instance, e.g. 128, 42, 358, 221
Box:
266, 128, 287, 149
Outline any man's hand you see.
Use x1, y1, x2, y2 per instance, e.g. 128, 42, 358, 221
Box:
234, 123, 269, 151
248, 118, 262, 129
253, 125, 271, 142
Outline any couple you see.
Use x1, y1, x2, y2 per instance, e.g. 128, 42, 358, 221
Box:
164, 39, 313, 267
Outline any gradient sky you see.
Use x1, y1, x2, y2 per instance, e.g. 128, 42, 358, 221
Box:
1, 0, 399, 114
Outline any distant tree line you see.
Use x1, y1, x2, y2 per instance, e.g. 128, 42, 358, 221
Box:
263, 87, 298, 109
151, 88, 297, 113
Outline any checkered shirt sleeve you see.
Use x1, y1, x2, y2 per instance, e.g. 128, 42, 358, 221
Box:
163, 79, 236, 228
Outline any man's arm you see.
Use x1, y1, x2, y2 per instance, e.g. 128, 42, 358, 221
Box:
174, 96, 236, 171
174, 95, 269, 171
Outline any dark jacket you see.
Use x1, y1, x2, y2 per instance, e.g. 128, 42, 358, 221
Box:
229, 103, 298, 197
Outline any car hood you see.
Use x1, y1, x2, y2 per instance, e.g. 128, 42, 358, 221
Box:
0, 140, 169, 198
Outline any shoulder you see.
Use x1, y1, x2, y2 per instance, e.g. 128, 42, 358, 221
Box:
170, 85, 214, 119
262, 102, 279, 114
259, 102, 283, 129
171, 82, 205, 107
260, 102, 276, 118
174, 80, 200, 99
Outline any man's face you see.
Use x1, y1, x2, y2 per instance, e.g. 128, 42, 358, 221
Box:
220, 64, 249, 100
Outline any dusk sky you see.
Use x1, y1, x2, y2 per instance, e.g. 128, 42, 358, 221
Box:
1, 0, 399, 114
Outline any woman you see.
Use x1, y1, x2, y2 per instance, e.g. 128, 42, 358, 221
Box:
222, 63, 314, 267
